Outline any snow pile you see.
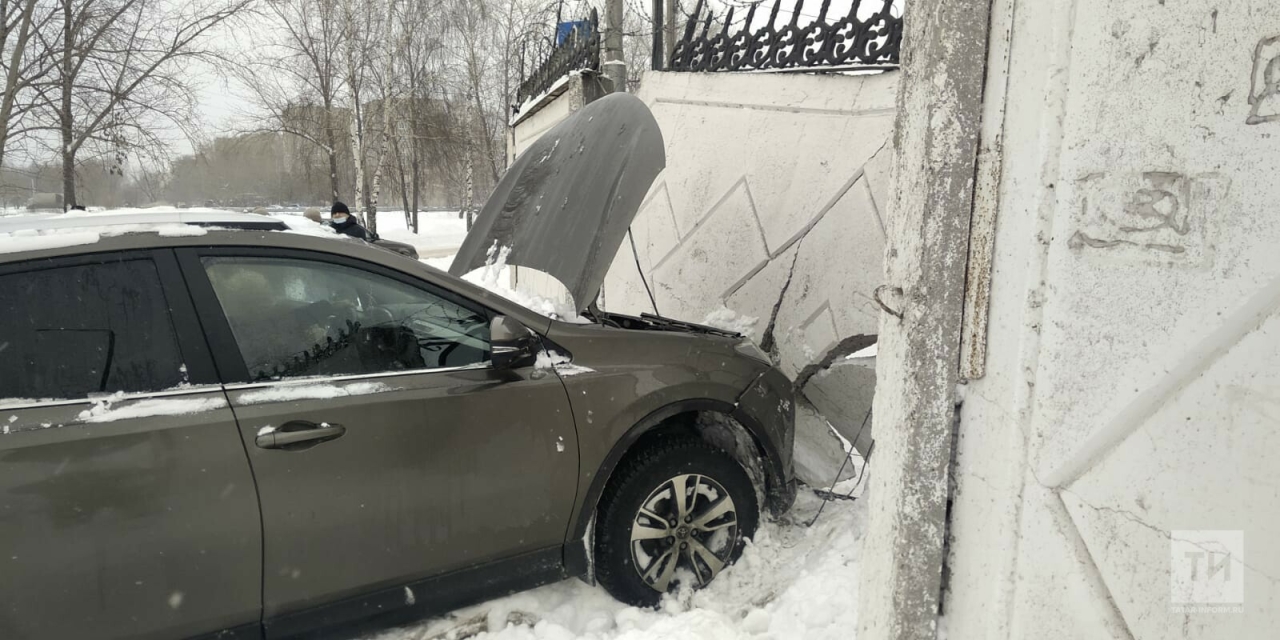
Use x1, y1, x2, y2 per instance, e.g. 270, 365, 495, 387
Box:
462, 243, 591, 324
77, 394, 227, 423
368, 491, 866, 640
0, 223, 207, 254
701, 306, 759, 338
238, 381, 392, 404
844, 343, 877, 360
273, 214, 342, 239
535, 351, 595, 377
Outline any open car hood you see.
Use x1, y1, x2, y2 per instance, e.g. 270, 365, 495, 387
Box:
449, 93, 665, 312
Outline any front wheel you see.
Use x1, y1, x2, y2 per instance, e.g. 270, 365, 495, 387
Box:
594, 438, 759, 606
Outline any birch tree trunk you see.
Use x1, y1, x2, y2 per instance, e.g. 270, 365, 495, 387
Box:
392, 133, 410, 229
410, 129, 420, 233
324, 98, 341, 202
348, 104, 364, 221
366, 0, 404, 235
463, 152, 474, 231
343, 0, 365, 223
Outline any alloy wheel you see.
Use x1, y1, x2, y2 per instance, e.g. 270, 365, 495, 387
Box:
629, 473, 740, 592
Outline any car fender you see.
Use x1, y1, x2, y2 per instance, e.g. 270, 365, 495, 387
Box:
561, 386, 792, 578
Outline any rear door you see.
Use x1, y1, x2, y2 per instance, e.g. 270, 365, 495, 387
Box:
0, 250, 262, 640
177, 248, 579, 634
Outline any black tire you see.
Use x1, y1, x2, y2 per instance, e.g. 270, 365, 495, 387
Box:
594, 437, 759, 607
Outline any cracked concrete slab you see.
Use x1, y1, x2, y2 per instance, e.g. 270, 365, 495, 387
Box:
725, 245, 800, 342
801, 347, 877, 457
793, 397, 859, 487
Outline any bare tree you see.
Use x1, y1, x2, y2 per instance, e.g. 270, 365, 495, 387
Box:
234, 0, 347, 202
444, 0, 504, 186
397, 0, 439, 232
33, 0, 252, 208
0, 0, 58, 169
362, 0, 406, 233
339, 0, 378, 225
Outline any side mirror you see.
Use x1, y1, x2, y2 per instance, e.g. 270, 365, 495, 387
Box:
490, 315, 538, 369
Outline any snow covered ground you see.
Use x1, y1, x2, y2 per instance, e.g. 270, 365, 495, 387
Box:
368, 210, 468, 257
366, 487, 866, 640
271, 208, 468, 257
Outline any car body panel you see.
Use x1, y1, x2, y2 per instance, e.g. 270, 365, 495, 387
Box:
449, 93, 666, 310
220, 368, 579, 625
167, 242, 581, 633
733, 366, 798, 511
370, 236, 419, 259
541, 320, 795, 546
0, 247, 262, 640
263, 546, 563, 639
0, 390, 262, 640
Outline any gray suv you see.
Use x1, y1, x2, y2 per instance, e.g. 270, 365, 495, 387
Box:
0, 98, 796, 640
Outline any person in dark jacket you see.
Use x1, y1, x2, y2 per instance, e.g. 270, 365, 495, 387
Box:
329, 201, 369, 240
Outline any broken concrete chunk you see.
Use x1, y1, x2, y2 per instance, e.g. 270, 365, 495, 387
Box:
793, 398, 859, 487
801, 354, 876, 458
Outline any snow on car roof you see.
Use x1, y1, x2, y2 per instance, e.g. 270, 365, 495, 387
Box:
0, 208, 285, 233
0, 208, 348, 256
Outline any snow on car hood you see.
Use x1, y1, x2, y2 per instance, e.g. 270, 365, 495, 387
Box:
449, 93, 665, 312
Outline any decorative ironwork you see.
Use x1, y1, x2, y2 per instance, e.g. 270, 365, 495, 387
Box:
669, 0, 902, 73
514, 9, 600, 116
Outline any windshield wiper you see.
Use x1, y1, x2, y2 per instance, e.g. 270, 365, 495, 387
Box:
638, 313, 740, 338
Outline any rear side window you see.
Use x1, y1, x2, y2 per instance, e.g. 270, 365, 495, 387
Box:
0, 259, 186, 400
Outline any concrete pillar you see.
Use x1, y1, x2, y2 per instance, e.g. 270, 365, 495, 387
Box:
603, 0, 627, 92
856, 1, 995, 639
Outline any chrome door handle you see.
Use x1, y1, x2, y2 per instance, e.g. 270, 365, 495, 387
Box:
255, 421, 346, 450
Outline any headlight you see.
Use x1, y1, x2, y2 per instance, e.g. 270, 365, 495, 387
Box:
734, 340, 771, 365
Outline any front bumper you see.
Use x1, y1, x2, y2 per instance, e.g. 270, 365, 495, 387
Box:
733, 366, 797, 517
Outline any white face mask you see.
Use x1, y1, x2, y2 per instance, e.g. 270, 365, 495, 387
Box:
333, 215, 349, 224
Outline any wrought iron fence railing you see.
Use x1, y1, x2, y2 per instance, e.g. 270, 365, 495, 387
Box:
514, 9, 601, 117
669, 0, 902, 73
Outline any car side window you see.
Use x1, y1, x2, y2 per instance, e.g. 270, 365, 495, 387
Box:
0, 259, 186, 400
202, 257, 490, 381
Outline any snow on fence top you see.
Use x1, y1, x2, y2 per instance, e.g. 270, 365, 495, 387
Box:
513, 9, 600, 119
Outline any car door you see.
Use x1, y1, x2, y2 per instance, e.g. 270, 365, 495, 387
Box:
0, 250, 262, 640
177, 248, 580, 635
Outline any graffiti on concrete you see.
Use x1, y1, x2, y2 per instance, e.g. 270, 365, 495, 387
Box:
1070, 172, 1230, 264
1248, 35, 1280, 125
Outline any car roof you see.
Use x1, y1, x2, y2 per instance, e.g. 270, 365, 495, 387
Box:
0, 209, 286, 234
